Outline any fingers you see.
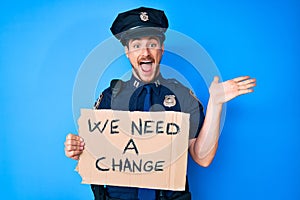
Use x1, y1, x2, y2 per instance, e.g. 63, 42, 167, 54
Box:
238, 82, 256, 90
238, 88, 254, 96
65, 134, 85, 150
64, 133, 85, 160
66, 133, 83, 141
237, 78, 256, 85
231, 76, 256, 92
237, 78, 256, 94
71, 155, 80, 160
232, 76, 250, 83
237, 77, 256, 91
65, 150, 83, 160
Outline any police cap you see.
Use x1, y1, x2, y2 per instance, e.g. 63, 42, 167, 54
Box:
110, 7, 169, 45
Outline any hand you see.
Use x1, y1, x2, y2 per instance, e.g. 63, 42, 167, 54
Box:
209, 76, 256, 105
64, 133, 85, 160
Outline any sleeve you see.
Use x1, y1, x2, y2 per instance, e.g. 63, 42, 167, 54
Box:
164, 79, 205, 140
93, 87, 112, 110
184, 90, 205, 139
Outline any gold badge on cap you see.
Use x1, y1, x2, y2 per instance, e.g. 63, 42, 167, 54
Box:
140, 12, 149, 22
163, 95, 176, 107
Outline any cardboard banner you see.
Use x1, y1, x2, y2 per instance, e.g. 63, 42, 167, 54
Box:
77, 109, 190, 191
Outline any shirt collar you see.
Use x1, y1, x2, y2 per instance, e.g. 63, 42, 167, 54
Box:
129, 74, 163, 95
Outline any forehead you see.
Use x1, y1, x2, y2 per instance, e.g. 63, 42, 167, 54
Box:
128, 36, 161, 44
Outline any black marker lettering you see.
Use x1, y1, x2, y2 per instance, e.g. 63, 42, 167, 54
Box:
143, 160, 153, 172
110, 119, 120, 134
123, 158, 132, 172
132, 159, 142, 172
144, 120, 154, 134
154, 160, 165, 171
156, 121, 164, 134
95, 157, 109, 171
88, 119, 109, 133
112, 158, 122, 172
131, 118, 143, 135
123, 138, 139, 155
166, 123, 180, 135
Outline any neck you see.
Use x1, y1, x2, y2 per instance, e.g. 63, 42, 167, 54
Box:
132, 71, 160, 84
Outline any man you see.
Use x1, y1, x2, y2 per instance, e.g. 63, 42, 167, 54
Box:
64, 7, 256, 200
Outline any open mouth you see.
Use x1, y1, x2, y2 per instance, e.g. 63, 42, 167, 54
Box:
139, 61, 153, 73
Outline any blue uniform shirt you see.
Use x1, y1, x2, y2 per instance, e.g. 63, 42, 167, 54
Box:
93, 73, 205, 199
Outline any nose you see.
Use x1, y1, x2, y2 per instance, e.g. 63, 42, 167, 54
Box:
140, 47, 150, 56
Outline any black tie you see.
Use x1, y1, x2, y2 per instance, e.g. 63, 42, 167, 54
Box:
143, 84, 152, 111
138, 84, 155, 199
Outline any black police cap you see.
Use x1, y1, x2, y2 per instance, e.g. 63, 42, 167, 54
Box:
110, 7, 169, 45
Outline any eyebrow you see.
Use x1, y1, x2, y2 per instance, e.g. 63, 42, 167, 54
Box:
130, 37, 160, 43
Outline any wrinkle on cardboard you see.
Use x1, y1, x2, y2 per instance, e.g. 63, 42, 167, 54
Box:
77, 109, 190, 191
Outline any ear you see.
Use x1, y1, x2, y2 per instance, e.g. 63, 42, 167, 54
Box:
161, 43, 165, 55
124, 46, 129, 58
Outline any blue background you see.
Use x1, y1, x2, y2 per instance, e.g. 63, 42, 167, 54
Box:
1, 0, 299, 199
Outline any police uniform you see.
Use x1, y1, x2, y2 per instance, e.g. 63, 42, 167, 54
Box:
91, 7, 205, 200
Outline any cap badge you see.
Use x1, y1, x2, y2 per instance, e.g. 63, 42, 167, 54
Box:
163, 95, 176, 107
140, 12, 149, 22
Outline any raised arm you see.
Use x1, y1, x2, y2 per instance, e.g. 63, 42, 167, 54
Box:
189, 76, 256, 167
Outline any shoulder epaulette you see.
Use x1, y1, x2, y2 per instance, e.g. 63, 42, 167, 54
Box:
167, 78, 179, 85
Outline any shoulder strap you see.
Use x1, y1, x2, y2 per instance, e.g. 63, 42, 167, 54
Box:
93, 79, 124, 109
110, 79, 123, 98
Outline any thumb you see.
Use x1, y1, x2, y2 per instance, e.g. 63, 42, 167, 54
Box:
213, 76, 219, 83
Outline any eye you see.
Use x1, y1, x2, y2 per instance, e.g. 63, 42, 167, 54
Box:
148, 43, 157, 48
133, 44, 140, 49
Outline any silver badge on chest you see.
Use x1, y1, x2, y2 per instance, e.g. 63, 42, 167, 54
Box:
140, 12, 149, 22
163, 95, 176, 107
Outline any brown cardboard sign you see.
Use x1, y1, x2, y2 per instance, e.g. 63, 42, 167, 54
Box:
77, 109, 190, 191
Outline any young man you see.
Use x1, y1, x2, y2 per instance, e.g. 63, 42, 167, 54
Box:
65, 7, 256, 200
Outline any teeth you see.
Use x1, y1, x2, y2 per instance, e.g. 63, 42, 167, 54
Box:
140, 61, 152, 64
